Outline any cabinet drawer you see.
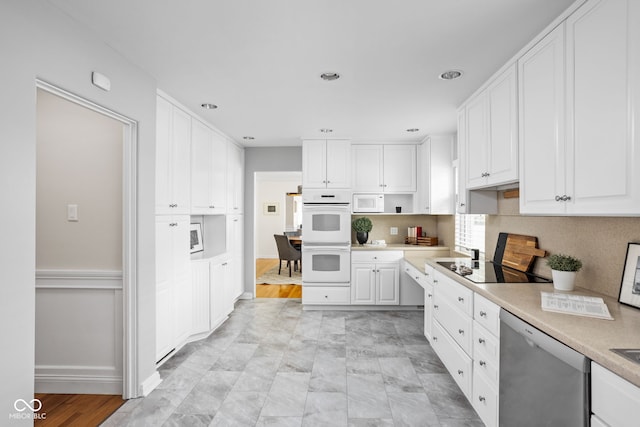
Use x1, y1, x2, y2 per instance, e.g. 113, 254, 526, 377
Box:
302, 286, 350, 305
352, 250, 403, 263
474, 293, 500, 336
403, 261, 427, 288
432, 320, 472, 399
434, 273, 473, 316
433, 294, 473, 355
473, 368, 499, 427
592, 362, 640, 427
473, 322, 500, 379
424, 264, 435, 285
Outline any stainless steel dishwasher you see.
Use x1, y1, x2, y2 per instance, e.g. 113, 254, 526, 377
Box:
499, 309, 590, 426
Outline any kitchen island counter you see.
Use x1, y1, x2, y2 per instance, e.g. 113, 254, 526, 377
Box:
406, 255, 640, 388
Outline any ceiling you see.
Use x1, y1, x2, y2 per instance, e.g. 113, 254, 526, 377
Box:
48, 0, 576, 147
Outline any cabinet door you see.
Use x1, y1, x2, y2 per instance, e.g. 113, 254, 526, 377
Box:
172, 216, 192, 345
191, 261, 210, 335
156, 97, 173, 214
487, 64, 518, 186
303, 140, 328, 188
566, 0, 640, 215
465, 94, 489, 189
351, 263, 376, 304
383, 145, 416, 192
325, 140, 351, 188
377, 263, 399, 305
170, 107, 191, 214
227, 143, 244, 213
424, 282, 434, 340
429, 135, 454, 214
456, 110, 468, 213
226, 215, 244, 300
352, 145, 383, 192
155, 216, 174, 361
209, 260, 227, 329
210, 133, 227, 213
190, 119, 214, 214
519, 24, 567, 214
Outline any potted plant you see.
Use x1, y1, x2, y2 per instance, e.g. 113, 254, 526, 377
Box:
352, 217, 373, 245
546, 253, 583, 291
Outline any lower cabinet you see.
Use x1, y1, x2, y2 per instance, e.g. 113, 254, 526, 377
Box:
432, 321, 473, 399
351, 251, 401, 305
591, 362, 640, 427
302, 286, 350, 305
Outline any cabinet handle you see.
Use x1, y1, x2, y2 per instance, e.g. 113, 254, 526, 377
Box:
555, 195, 562, 202
479, 396, 486, 403
209, 205, 215, 208
222, 262, 228, 266
432, 336, 438, 342
415, 276, 420, 280
324, 295, 328, 298
433, 305, 439, 310
460, 203, 466, 207
433, 279, 438, 284
458, 296, 464, 302
323, 180, 327, 184
564, 195, 572, 201
555, 195, 571, 202
458, 329, 464, 335
478, 338, 485, 344
427, 293, 432, 298
169, 222, 177, 227
457, 370, 464, 376
479, 360, 486, 367
479, 311, 487, 317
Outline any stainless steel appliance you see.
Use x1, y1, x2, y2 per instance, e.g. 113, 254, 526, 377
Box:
352, 193, 384, 213
302, 189, 351, 288
436, 260, 551, 283
499, 309, 590, 426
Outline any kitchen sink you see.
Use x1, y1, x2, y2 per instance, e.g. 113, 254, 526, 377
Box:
610, 348, 640, 365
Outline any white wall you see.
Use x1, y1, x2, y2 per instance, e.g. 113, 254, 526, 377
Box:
0, 0, 157, 417
255, 173, 302, 258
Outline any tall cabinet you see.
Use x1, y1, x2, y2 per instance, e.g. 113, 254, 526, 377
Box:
191, 119, 227, 215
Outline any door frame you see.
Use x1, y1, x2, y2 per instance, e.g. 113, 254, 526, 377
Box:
36, 79, 139, 398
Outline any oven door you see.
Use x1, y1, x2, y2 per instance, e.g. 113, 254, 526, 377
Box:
302, 204, 351, 244
302, 245, 351, 284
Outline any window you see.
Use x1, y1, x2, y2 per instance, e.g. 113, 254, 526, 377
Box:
455, 214, 486, 256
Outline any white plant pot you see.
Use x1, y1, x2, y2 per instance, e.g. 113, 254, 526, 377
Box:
552, 270, 577, 291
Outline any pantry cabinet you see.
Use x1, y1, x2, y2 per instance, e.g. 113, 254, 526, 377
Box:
155, 215, 191, 362
520, 0, 640, 215
190, 119, 227, 215
352, 144, 417, 193
463, 64, 518, 190
302, 139, 351, 189
156, 96, 191, 215
417, 135, 454, 214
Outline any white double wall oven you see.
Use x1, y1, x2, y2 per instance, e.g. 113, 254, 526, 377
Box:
302, 189, 351, 286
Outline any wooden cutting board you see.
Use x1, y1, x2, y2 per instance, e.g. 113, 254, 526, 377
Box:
494, 232, 546, 272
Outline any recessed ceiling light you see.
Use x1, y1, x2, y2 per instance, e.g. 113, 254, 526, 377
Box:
320, 72, 340, 81
243, 136, 255, 140
320, 128, 333, 133
201, 103, 218, 109
406, 128, 419, 132
439, 70, 463, 80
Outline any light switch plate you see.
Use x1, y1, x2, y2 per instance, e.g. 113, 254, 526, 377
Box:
390, 227, 398, 235
67, 204, 78, 221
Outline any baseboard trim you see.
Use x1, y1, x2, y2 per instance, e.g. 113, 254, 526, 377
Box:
239, 292, 253, 300
139, 371, 162, 396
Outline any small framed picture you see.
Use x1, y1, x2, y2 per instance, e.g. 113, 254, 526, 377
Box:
263, 202, 279, 215
618, 242, 640, 309
190, 223, 204, 254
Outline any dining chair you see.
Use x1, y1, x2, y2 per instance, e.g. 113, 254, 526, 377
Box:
274, 234, 302, 277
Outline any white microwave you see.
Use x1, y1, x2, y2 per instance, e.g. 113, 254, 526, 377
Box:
352, 194, 384, 213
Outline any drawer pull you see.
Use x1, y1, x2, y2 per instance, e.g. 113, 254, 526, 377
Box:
479, 360, 486, 367
479, 396, 486, 403
432, 336, 438, 342
457, 370, 464, 376
479, 310, 487, 317
458, 297, 464, 302
478, 338, 485, 344
458, 329, 464, 335
415, 276, 420, 280
433, 279, 438, 284
427, 293, 432, 298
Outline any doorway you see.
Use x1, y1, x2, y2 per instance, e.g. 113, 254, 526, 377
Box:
34, 82, 138, 400
254, 171, 302, 298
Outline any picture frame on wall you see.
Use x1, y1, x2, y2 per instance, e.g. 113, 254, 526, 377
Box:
190, 223, 204, 254
618, 242, 640, 309
263, 202, 279, 215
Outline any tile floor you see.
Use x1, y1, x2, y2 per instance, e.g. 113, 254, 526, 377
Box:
102, 299, 482, 427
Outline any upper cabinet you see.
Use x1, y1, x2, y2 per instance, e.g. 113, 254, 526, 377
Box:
463, 64, 518, 190
417, 135, 454, 214
156, 96, 191, 215
302, 139, 351, 189
520, 0, 640, 215
227, 143, 244, 213
191, 119, 227, 215
352, 144, 417, 193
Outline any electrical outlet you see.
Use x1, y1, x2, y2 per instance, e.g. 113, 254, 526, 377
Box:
390, 227, 398, 235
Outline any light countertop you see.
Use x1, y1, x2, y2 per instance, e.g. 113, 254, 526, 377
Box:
405, 256, 640, 388
351, 244, 450, 252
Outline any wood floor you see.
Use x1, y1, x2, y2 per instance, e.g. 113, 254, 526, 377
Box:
256, 258, 302, 299
34, 393, 124, 426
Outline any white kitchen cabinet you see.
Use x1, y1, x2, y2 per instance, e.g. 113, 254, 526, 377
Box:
210, 256, 234, 328
191, 260, 211, 335
352, 144, 416, 193
432, 320, 473, 400
302, 286, 350, 305
226, 214, 244, 300
302, 139, 351, 189
156, 96, 191, 215
190, 119, 227, 215
520, 0, 640, 215
155, 215, 191, 362
351, 251, 401, 305
227, 143, 244, 214
417, 135, 454, 214
591, 362, 640, 427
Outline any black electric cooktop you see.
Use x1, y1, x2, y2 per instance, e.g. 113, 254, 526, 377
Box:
437, 260, 551, 284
